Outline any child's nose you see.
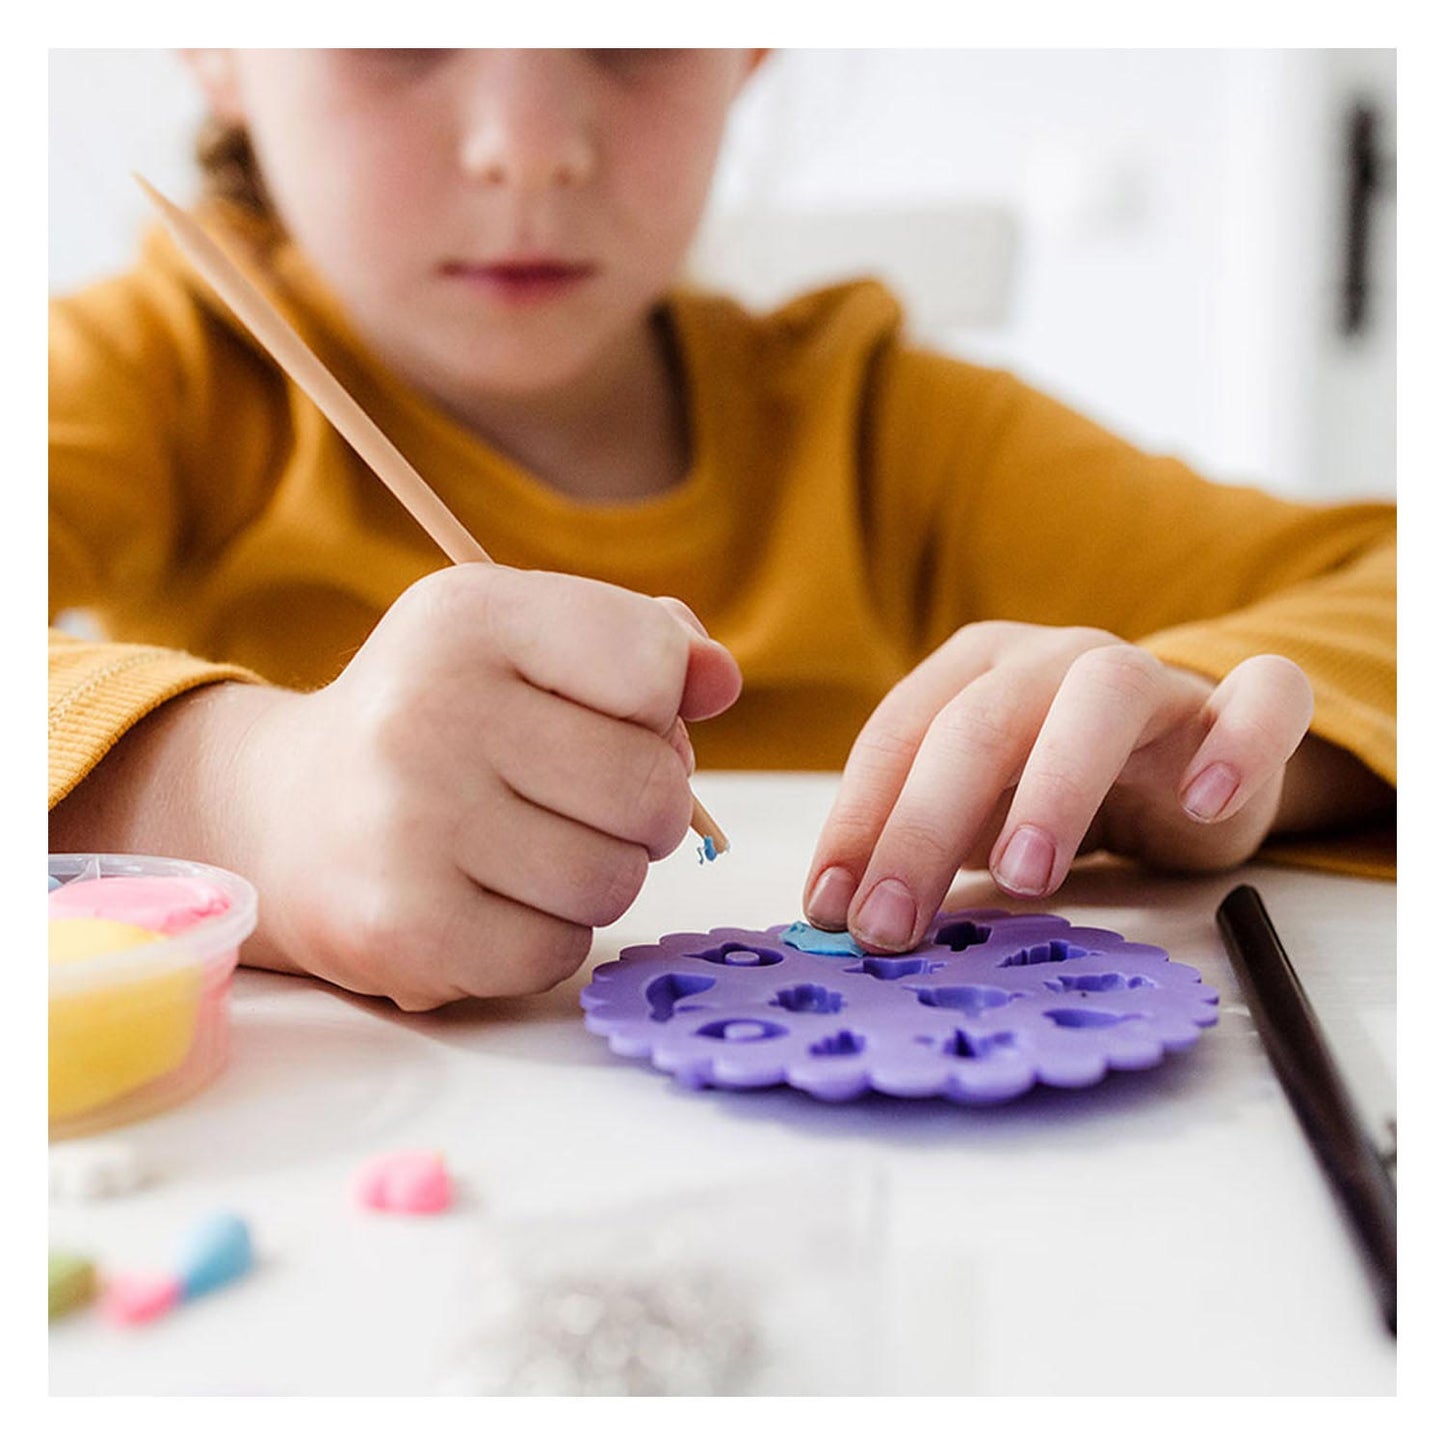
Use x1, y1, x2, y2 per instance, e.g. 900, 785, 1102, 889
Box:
456, 50, 595, 192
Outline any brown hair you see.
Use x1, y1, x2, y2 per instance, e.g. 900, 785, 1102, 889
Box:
194, 115, 272, 216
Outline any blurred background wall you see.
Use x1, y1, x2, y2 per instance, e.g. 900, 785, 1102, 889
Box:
50, 48, 1396, 501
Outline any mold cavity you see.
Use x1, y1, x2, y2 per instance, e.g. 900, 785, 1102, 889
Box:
844, 955, 939, 981
687, 942, 784, 967
1043, 1008, 1139, 1029
771, 983, 844, 1014
810, 1029, 866, 1057
935, 920, 993, 951
939, 1029, 1016, 1059
999, 939, 1092, 968
694, 1018, 788, 1043
911, 984, 1018, 1016
1043, 972, 1157, 994
645, 972, 716, 1022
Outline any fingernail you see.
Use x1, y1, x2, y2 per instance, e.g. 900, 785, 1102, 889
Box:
1182, 762, 1239, 821
806, 866, 856, 927
854, 878, 917, 952
994, 825, 1056, 896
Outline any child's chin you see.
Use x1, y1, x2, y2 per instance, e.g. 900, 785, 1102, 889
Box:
450, 338, 624, 399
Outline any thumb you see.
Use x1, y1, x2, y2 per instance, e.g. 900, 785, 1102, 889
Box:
654, 596, 743, 721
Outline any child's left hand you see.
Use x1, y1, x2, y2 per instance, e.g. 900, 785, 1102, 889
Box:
803, 621, 1316, 954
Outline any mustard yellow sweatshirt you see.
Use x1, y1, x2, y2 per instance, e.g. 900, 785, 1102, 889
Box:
50, 202, 1396, 875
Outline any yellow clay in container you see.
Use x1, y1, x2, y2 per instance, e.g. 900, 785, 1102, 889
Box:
49, 918, 161, 963
48, 919, 205, 1121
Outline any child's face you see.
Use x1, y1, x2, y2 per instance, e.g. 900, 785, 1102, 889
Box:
187, 49, 762, 400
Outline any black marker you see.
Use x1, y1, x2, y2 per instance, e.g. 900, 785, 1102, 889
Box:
1215, 884, 1396, 1337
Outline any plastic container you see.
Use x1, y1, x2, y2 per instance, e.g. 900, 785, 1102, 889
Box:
48, 854, 257, 1138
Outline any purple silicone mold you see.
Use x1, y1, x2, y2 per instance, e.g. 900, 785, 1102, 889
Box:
580, 908, 1220, 1103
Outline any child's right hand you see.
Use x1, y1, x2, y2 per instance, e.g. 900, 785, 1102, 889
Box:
56, 566, 742, 1009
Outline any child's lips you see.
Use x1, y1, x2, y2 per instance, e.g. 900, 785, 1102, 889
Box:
440, 258, 597, 305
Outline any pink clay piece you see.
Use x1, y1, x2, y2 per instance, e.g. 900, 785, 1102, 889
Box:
354, 1150, 453, 1214
103, 1272, 183, 1326
49, 874, 231, 935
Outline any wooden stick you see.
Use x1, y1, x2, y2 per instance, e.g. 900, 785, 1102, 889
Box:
136, 175, 727, 857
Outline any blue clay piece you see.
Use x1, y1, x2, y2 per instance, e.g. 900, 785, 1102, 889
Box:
780, 921, 865, 956
696, 835, 719, 865
178, 1211, 253, 1300
48, 875, 62, 892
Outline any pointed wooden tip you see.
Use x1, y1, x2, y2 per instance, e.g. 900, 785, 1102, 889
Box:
690, 796, 730, 857
132, 171, 164, 205
132, 172, 187, 231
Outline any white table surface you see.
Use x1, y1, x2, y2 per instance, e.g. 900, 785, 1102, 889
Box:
48, 773, 1397, 1396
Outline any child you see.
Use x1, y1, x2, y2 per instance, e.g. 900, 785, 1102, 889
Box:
49, 50, 1396, 1010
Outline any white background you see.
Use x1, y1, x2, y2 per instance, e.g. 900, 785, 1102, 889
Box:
49, 47, 1397, 502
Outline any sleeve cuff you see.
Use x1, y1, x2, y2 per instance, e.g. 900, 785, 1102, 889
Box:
49, 633, 263, 809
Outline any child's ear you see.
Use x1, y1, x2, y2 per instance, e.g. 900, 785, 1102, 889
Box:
179, 49, 245, 123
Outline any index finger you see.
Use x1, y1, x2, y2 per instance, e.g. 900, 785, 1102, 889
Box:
466, 565, 696, 734
802, 627, 1009, 929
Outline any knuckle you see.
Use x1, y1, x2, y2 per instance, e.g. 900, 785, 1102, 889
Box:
588, 846, 650, 926
398, 561, 493, 643
475, 565, 540, 659
1021, 760, 1097, 821
1069, 641, 1162, 705
518, 920, 594, 992
1060, 625, 1121, 653
390, 984, 456, 1013
945, 621, 989, 654
932, 687, 1024, 761
364, 685, 429, 773
952, 619, 1011, 650
878, 815, 954, 869
848, 720, 922, 785
390, 564, 454, 624
823, 795, 888, 856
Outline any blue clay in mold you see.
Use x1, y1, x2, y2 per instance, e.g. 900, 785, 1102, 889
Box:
780, 921, 865, 956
